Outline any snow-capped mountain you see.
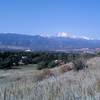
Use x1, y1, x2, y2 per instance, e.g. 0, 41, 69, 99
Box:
0, 33, 99, 51
40, 32, 94, 40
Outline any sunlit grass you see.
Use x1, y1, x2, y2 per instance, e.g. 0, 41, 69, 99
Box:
0, 57, 100, 100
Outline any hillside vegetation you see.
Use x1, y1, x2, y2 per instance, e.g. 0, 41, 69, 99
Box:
0, 51, 95, 70
0, 56, 100, 100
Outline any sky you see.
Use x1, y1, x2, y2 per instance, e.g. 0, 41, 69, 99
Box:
0, 0, 100, 39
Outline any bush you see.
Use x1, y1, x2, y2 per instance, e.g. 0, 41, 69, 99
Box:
48, 61, 58, 68
0, 58, 13, 69
37, 61, 48, 70
32, 57, 42, 64
60, 64, 73, 73
72, 58, 88, 71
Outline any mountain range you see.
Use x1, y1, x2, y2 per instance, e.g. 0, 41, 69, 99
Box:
0, 33, 100, 51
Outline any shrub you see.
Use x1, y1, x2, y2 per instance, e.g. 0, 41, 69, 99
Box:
0, 58, 13, 69
32, 57, 42, 64
37, 61, 48, 70
48, 61, 58, 68
60, 64, 73, 74
72, 58, 88, 71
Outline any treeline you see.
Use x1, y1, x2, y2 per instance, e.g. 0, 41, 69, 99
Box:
0, 51, 96, 69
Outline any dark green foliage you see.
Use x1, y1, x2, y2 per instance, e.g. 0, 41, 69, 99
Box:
48, 61, 58, 68
96, 52, 100, 57
0, 58, 13, 69
37, 61, 48, 70
0, 51, 92, 70
32, 56, 43, 64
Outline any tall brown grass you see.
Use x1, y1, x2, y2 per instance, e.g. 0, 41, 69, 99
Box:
0, 57, 100, 100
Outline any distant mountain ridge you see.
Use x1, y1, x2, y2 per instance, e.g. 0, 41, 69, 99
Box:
0, 33, 100, 51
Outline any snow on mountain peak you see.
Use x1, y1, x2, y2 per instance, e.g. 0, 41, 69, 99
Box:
56, 32, 94, 40
40, 32, 94, 40
57, 32, 69, 37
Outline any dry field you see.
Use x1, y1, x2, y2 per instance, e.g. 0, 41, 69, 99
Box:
0, 57, 100, 100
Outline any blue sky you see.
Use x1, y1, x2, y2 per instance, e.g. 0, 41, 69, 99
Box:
0, 0, 100, 39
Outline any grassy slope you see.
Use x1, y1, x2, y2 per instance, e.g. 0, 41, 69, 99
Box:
0, 57, 100, 100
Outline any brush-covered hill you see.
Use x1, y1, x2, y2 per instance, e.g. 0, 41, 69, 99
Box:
0, 57, 100, 100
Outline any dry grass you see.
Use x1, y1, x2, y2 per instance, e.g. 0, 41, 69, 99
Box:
96, 79, 100, 92
36, 68, 54, 81
59, 63, 74, 74
0, 57, 100, 100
